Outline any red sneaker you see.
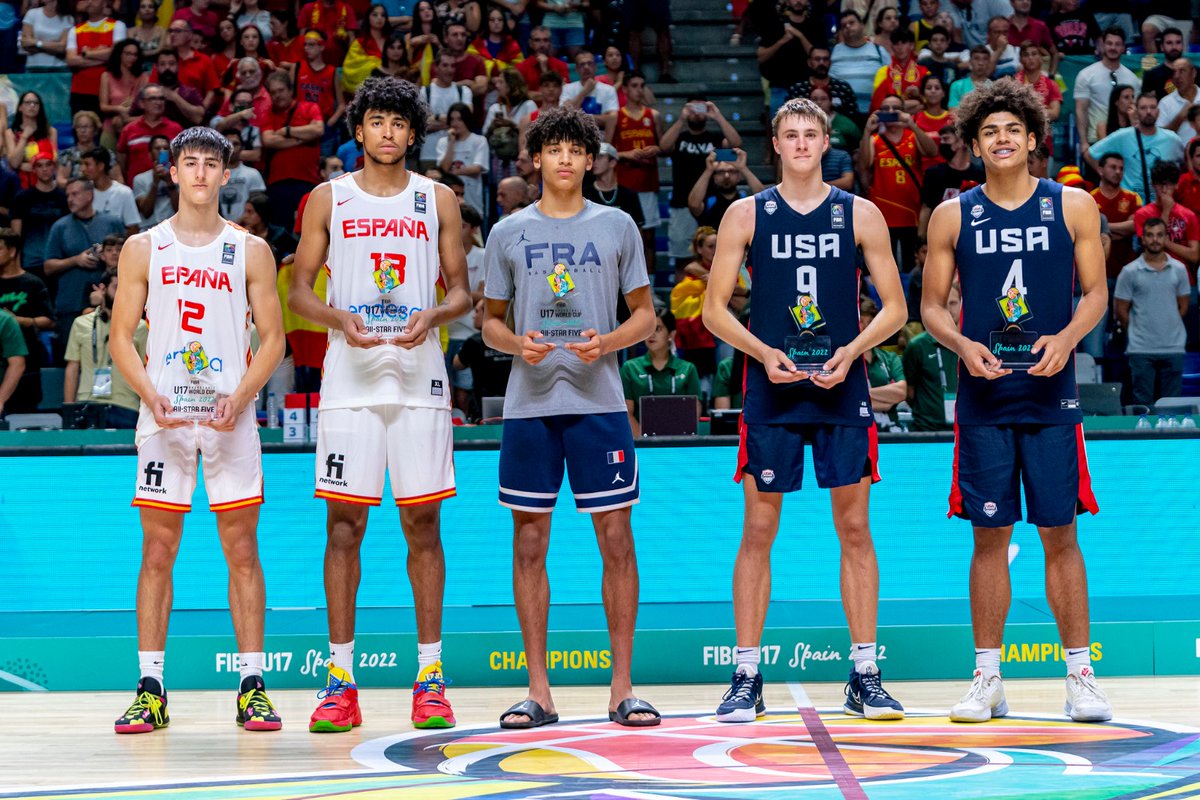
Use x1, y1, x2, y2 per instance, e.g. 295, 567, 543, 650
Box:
412, 664, 455, 729
309, 666, 362, 733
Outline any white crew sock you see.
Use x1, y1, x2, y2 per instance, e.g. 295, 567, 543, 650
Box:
975, 647, 1002, 678
329, 640, 355, 680
138, 650, 165, 689
239, 651, 265, 684
852, 642, 877, 674
1065, 646, 1091, 675
417, 641, 442, 678
734, 645, 760, 676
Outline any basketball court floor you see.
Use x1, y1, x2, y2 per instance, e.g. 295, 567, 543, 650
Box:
4, 677, 1199, 800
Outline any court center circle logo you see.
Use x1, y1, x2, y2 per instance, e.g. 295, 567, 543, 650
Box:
351, 710, 1200, 799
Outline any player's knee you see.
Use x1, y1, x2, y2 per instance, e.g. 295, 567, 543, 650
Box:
327, 516, 367, 551
835, 517, 873, 551
513, 527, 550, 569
222, 534, 261, 574
140, 536, 179, 574
1039, 526, 1079, 557
596, 527, 636, 566
740, 517, 778, 552
401, 504, 441, 543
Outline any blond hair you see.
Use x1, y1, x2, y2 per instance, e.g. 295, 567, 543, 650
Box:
771, 97, 830, 138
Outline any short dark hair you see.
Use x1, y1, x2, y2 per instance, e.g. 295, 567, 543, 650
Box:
627, 69, 647, 84
969, 45, 991, 59
1161, 27, 1184, 41
170, 127, 233, 167
653, 306, 676, 332
956, 79, 1048, 148
891, 28, 915, 45
345, 76, 429, 152
539, 70, 563, 87
1151, 161, 1181, 186
928, 25, 950, 40
439, 173, 464, 189
0, 227, 21, 251
1101, 26, 1126, 43
1098, 152, 1124, 167
446, 102, 474, 131
82, 147, 112, 169
102, 233, 126, 249
839, 10, 863, 24
525, 105, 601, 158
155, 47, 177, 62
460, 203, 483, 228
1142, 216, 1167, 233
1137, 90, 1159, 105
246, 191, 271, 220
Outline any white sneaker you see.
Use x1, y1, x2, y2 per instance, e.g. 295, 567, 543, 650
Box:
1065, 667, 1112, 722
949, 670, 1008, 723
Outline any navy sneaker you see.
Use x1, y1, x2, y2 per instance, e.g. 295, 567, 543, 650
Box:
843, 666, 904, 720
715, 669, 766, 723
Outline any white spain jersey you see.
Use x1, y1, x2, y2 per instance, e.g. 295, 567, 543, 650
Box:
137, 220, 252, 441
322, 171, 448, 410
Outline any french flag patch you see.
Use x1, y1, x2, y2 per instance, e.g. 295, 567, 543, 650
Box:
606, 450, 625, 464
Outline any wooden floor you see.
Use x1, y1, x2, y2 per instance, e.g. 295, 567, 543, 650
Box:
3, 678, 1198, 799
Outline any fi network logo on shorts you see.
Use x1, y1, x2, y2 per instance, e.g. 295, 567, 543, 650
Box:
142, 461, 166, 493
322, 454, 347, 487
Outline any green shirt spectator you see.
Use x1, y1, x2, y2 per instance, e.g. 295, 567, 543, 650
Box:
0, 310, 29, 417
620, 307, 701, 437
863, 346, 906, 426
902, 331, 958, 431
712, 355, 743, 409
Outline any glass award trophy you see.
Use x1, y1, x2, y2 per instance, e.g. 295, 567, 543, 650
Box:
783, 293, 832, 376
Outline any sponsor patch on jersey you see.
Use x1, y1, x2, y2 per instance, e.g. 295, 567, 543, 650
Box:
971, 203, 984, 219
983, 501, 998, 517
414, 191, 427, 214
1039, 197, 1054, 221
831, 203, 844, 229
431, 379, 443, 397
1060, 398, 1080, 410
764, 200, 777, 215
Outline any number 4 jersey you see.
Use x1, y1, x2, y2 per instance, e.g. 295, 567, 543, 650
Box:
321, 171, 448, 410
139, 220, 252, 443
954, 179, 1082, 426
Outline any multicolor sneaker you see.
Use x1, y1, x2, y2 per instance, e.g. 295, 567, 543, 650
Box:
114, 677, 169, 734
843, 665, 905, 720
236, 676, 283, 731
1065, 667, 1112, 722
309, 666, 362, 733
412, 663, 456, 729
715, 668, 766, 723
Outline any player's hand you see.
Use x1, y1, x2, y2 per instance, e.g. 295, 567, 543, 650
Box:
762, 347, 807, 383
566, 328, 604, 363
339, 310, 384, 348
811, 346, 850, 389
150, 393, 189, 428
1027, 333, 1071, 377
961, 340, 1011, 379
520, 330, 555, 364
206, 392, 247, 432
393, 309, 432, 349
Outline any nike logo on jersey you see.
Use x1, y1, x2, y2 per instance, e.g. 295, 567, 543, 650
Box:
337, 197, 353, 206
158, 243, 172, 250
970, 218, 991, 226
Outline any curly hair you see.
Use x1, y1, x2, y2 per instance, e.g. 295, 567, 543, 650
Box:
524, 105, 601, 158
955, 80, 1047, 150
170, 127, 234, 168
345, 76, 429, 153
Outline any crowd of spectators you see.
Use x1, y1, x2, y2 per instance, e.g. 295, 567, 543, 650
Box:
0, 0, 1197, 430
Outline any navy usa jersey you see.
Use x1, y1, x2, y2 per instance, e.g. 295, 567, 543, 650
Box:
953, 179, 1083, 425
743, 185, 871, 426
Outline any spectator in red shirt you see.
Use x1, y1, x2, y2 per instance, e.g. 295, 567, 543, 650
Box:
1176, 138, 1200, 218
116, 84, 184, 182
156, 20, 222, 112
1091, 153, 1142, 279
66, 0, 127, 116
293, 31, 346, 154
5, 92, 58, 191
468, 6, 523, 78
443, 21, 487, 98
1133, 162, 1200, 279
130, 49, 206, 128
1008, 0, 1056, 68
516, 26, 568, 98
267, 11, 304, 68
299, 0, 358, 66
216, 58, 274, 126
221, 24, 279, 87
172, 0, 219, 41
260, 70, 324, 229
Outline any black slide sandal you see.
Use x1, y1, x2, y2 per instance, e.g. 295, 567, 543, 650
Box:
609, 698, 661, 727
499, 699, 560, 729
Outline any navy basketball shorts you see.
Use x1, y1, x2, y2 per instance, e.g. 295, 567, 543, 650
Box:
949, 423, 1100, 528
498, 412, 639, 513
737, 422, 880, 493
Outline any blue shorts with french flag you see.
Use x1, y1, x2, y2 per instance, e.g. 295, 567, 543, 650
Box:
499, 412, 639, 513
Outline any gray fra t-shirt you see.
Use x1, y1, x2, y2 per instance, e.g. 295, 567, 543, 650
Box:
484, 201, 649, 419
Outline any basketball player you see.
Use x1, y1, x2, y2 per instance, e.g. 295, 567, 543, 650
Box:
289, 76, 471, 732
482, 106, 660, 729
702, 98, 908, 723
109, 127, 286, 733
922, 81, 1111, 722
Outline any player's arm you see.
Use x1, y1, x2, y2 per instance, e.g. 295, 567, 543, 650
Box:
288, 183, 383, 348
569, 285, 655, 364
1029, 186, 1107, 377
210, 236, 285, 430
814, 197, 906, 388
483, 297, 555, 364
110, 234, 187, 427
702, 198, 802, 382
921, 199, 1010, 379
394, 183, 472, 348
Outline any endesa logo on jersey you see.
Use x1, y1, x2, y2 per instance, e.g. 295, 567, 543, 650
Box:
341, 216, 430, 241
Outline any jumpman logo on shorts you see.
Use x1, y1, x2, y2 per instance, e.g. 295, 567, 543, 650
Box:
612, 472, 625, 485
